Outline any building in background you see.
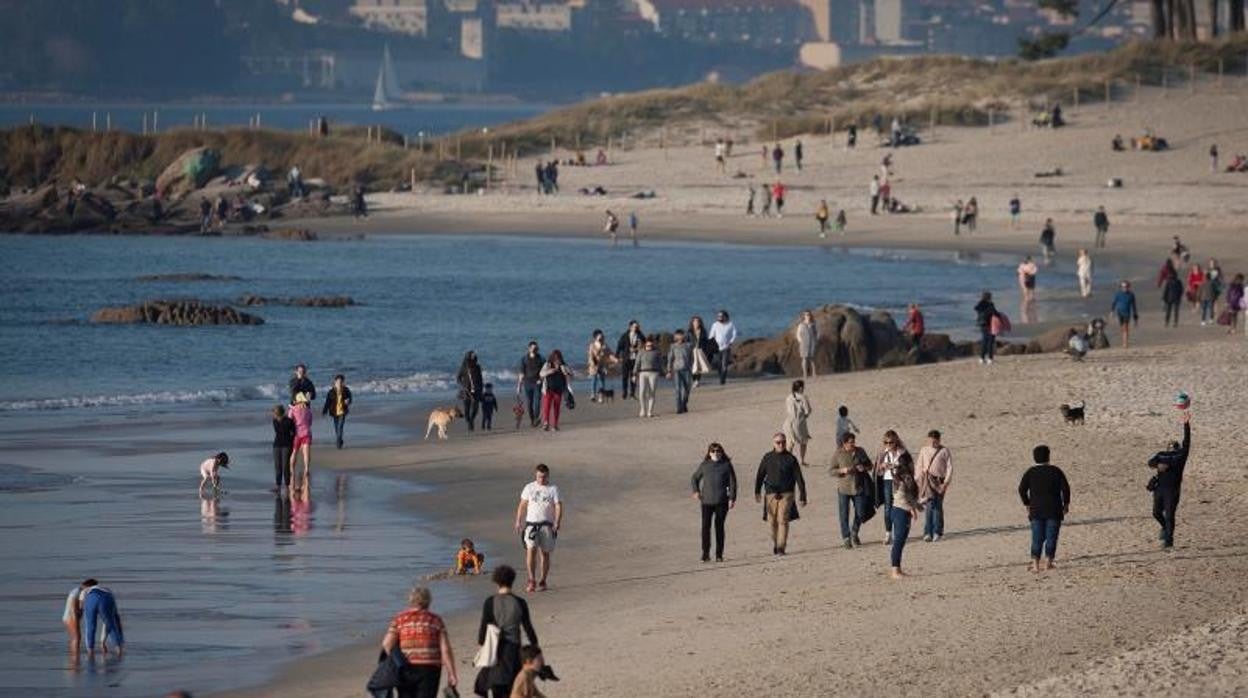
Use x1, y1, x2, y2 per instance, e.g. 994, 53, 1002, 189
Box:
644, 0, 817, 46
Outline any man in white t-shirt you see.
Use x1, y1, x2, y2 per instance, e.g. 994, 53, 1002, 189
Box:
513, 463, 563, 592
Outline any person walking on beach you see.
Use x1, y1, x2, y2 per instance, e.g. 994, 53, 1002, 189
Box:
289, 363, 316, 403
381, 586, 459, 697
746, 184, 756, 216
772, 143, 784, 174
1093, 206, 1110, 248
586, 330, 611, 402
480, 383, 498, 430
783, 380, 813, 467
1210, 143, 1219, 173
514, 465, 562, 591
1149, 411, 1191, 549
874, 430, 908, 545
516, 342, 545, 428
616, 321, 644, 399
760, 182, 773, 217
667, 329, 693, 414
1018, 444, 1071, 572
1008, 194, 1021, 229
80, 580, 124, 657
322, 374, 352, 449
815, 200, 830, 238
1076, 249, 1094, 298
795, 309, 818, 378
887, 452, 921, 578
836, 405, 860, 446
1185, 262, 1206, 317
754, 433, 807, 555
1039, 219, 1057, 264
870, 175, 881, 215
794, 139, 804, 172
847, 124, 857, 149
1198, 268, 1218, 326
1111, 280, 1140, 348
457, 351, 484, 431
538, 351, 572, 431
691, 442, 737, 562
634, 336, 662, 418
917, 430, 953, 542
963, 197, 979, 233
289, 392, 314, 491
199, 197, 212, 233
710, 310, 737, 385
714, 138, 727, 174
903, 303, 925, 349
975, 292, 999, 364
688, 315, 713, 388
534, 161, 546, 195
1162, 270, 1184, 328
271, 405, 296, 492
628, 211, 639, 247
831, 431, 872, 548
1225, 273, 1245, 334
772, 181, 786, 218
476, 566, 540, 697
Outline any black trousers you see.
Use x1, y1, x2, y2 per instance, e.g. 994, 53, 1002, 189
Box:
700, 502, 729, 559
1164, 301, 1181, 327
272, 446, 291, 487
396, 664, 441, 698
462, 395, 479, 430
621, 359, 637, 397
1153, 487, 1181, 546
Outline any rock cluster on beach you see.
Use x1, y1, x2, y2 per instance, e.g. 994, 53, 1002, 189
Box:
90, 300, 264, 326
236, 294, 354, 307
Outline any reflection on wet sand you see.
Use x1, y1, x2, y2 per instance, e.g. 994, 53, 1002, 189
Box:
1020, 298, 1039, 324
200, 494, 229, 534
274, 491, 293, 543
335, 474, 349, 533
292, 486, 313, 536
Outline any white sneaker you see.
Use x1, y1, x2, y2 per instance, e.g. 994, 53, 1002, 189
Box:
933, 534, 943, 542
986, 358, 994, 365
884, 533, 892, 545
979, 358, 986, 365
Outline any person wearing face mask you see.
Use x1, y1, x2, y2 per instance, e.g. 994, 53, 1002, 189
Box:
690, 442, 738, 562
616, 321, 644, 400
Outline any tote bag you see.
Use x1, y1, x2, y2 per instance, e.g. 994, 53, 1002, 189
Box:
473, 623, 500, 669
692, 347, 711, 375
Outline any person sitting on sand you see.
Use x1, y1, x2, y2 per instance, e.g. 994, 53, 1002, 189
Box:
1018, 445, 1070, 572
1111, 134, 1125, 152
456, 538, 485, 575
198, 452, 230, 496
1066, 328, 1089, 361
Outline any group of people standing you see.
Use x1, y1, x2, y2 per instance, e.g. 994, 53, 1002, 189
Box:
268, 364, 352, 495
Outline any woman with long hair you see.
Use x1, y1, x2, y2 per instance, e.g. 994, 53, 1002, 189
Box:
538, 350, 573, 431
586, 329, 612, 402
795, 309, 818, 378
687, 315, 713, 387
690, 442, 738, 562
456, 351, 483, 430
874, 430, 908, 545
782, 380, 813, 467
288, 392, 314, 492
888, 452, 923, 579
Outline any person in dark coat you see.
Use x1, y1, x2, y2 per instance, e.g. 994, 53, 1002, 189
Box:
1018, 444, 1071, 572
973, 292, 999, 364
1149, 411, 1191, 549
289, 363, 316, 403
475, 566, 538, 698
457, 351, 484, 430
691, 442, 738, 562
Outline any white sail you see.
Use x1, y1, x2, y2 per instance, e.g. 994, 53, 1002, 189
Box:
371, 44, 401, 111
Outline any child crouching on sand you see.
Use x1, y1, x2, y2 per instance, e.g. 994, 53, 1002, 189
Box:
455, 538, 485, 575
198, 452, 230, 495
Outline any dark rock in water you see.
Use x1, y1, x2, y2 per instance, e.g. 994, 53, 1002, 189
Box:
262, 228, 318, 241
91, 300, 263, 326
137, 273, 242, 282
236, 295, 355, 307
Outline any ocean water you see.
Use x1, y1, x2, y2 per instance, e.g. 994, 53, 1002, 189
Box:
0, 234, 1034, 414
0, 103, 547, 137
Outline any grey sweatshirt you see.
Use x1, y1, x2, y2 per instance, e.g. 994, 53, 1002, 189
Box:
691, 458, 738, 506
667, 342, 692, 372
634, 348, 663, 374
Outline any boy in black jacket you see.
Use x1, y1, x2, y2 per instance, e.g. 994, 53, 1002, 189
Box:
480, 383, 499, 431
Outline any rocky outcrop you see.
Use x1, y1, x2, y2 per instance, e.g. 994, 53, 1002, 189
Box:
91, 300, 263, 326
236, 295, 354, 307
156, 147, 220, 198
137, 273, 242, 282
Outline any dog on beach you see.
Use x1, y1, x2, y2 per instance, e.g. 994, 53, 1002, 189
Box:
425, 406, 463, 440
1059, 401, 1086, 426
597, 389, 615, 404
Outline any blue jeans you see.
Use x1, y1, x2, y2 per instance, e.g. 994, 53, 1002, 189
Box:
673, 369, 691, 413
837, 492, 867, 540
923, 493, 945, 537
890, 506, 912, 567
83, 589, 123, 650
1030, 518, 1062, 559
1201, 300, 1214, 323
590, 369, 605, 397
880, 479, 894, 533
523, 383, 540, 425
332, 414, 346, 445
717, 347, 732, 385
979, 330, 996, 361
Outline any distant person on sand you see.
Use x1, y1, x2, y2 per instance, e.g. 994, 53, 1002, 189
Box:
289, 363, 316, 403
772, 143, 784, 174
815, 199, 830, 238
322, 373, 352, 448
1076, 249, 1094, 298
874, 430, 909, 545
754, 433, 807, 555
456, 539, 485, 575
1162, 271, 1184, 328
761, 183, 773, 217
887, 451, 921, 578
795, 309, 818, 378
709, 310, 738, 386
538, 351, 573, 431
1008, 194, 1021, 228
586, 330, 611, 403
835, 209, 847, 233
783, 380, 813, 467
772, 181, 786, 218
617, 321, 644, 399
271, 406, 296, 492
746, 184, 756, 216
903, 303, 925, 349
289, 392, 314, 490
1185, 263, 1205, 315
1110, 280, 1139, 348
380, 586, 459, 696
666, 329, 693, 414
352, 185, 368, 218
80, 580, 124, 657
714, 138, 727, 173
1039, 219, 1057, 264
794, 139, 804, 171
480, 383, 498, 430
1093, 206, 1110, 248
836, 405, 859, 445
691, 442, 738, 562
287, 165, 304, 198
870, 175, 881, 215
516, 342, 544, 428
1017, 256, 1039, 303
917, 429, 953, 542
831, 431, 872, 548
534, 161, 546, 195
847, 124, 857, 149
975, 292, 999, 364
1225, 273, 1245, 333
628, 211, 639, 247
962, 197, 978, 233
633, 336, 662, 418
952, 199, 963, 235
1149, 411, 1191, 549
476, 565, 539, 696
603, 209, 619, 247
514, 464, 562, 591
457, 352, 483, 431
1210, 143, 1219, 173
199, 197, 212, 233
688, 315, 713, 388
1018, 444, 1071, 572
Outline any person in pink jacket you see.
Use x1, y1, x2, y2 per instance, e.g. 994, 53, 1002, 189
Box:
289, 392, 314, 491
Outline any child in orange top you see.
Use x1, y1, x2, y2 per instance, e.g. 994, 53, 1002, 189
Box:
455, 538, 485, 575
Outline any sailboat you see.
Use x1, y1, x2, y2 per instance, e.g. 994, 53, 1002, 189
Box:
371, 44, 402, 111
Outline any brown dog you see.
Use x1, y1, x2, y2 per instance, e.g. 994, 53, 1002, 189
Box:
425, 406, 463, 440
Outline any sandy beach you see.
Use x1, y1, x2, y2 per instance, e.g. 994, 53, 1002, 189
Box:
217, 87, 1248, 698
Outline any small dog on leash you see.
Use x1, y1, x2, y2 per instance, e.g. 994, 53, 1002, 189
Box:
425, 406, 464, 440
597, 389, 615, 404
1059, 401, 1086, 425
